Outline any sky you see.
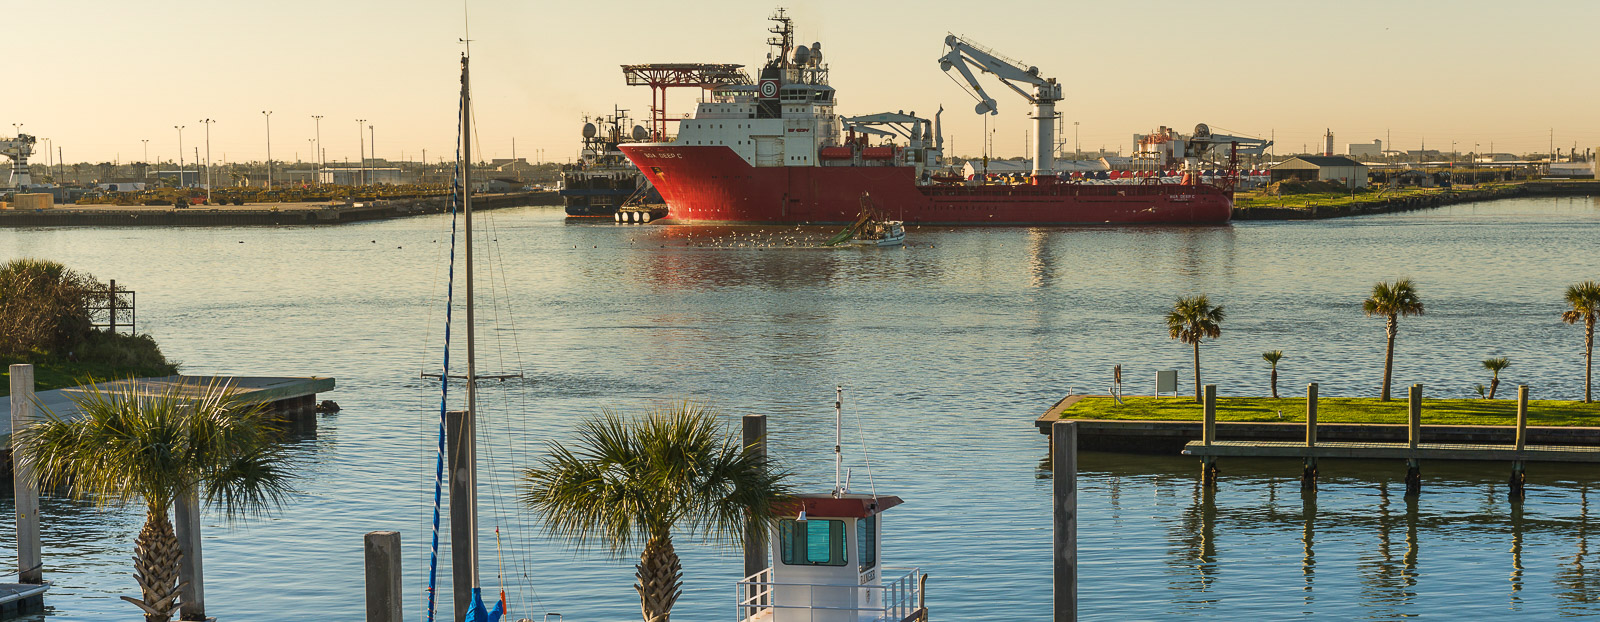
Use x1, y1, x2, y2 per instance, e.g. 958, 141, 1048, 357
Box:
10, 0, 1600, 165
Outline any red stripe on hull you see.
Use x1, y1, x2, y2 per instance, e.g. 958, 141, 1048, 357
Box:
621, 144, 1232, 225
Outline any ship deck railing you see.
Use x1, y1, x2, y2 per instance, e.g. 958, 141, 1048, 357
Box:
736, 566, 925, 622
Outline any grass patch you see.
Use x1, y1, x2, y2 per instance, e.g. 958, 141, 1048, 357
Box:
1066, 396, 1600, 427
1233, 187, 1452, 210
1, 357, 178, 397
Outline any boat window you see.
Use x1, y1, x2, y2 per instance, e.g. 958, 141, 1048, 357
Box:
858, 515, 876, 571
779, 519, 846, 566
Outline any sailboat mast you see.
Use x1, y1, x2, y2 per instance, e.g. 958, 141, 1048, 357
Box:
460, 53, 481, 593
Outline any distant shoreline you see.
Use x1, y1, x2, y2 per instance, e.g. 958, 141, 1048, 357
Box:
0, 190, 560, 227
1233, 180, 1600, 220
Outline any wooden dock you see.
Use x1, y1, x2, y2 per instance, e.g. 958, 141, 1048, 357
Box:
2, 374, 335, 437
0, 583, 46, 617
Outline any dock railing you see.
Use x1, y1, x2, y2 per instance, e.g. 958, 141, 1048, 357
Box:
736, 566, 925, 622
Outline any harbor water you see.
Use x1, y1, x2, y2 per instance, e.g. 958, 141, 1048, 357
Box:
4, 195, 1600, 619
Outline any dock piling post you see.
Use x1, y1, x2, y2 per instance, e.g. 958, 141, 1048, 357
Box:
742, 414, 769, 581
364, 531, 403, 622
1052, 421, 1077, 622
175, 487, 206, 620
446, 410, 477, 622
1201, 385, 1219, 488
1303, 383, 1318, 492
1406, 384, 1422, 497
9, 364, 42, 585
1511, 385, 1529, 501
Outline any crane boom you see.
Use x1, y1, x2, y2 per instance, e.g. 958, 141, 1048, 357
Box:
939, 35, 1063, 181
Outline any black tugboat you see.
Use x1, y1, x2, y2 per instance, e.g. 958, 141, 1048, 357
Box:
559, 106, 662, 217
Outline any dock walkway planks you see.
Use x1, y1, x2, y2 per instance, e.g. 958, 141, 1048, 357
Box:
3, 375, 335, 441
1183, 439, 1600, 463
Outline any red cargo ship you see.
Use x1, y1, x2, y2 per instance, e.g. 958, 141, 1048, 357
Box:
619, 11, 1233, 226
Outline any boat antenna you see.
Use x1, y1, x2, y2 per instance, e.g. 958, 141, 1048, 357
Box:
833, 385, 846, 497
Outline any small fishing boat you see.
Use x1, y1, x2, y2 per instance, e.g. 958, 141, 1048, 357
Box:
824, 193, 906, 248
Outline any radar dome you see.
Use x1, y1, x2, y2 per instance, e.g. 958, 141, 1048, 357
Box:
582, 123, 597, 138
793, 45, 811, 65
631, 125, 648, 140
1193, 123, 1211, 138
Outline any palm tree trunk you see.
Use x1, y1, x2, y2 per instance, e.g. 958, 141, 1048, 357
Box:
635, 535, 683, 622
1586, 318, 1594, 403
1489, 375, 1500, 400
121, 508, 183, 622
1193, 341, 1203, 404
1270, 366, 1279, 399
1381, 316, 1397, 402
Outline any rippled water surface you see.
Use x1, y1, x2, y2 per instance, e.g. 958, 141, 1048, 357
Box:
3, 196, 1600, 620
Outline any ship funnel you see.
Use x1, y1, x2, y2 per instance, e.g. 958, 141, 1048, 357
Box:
582, 123, 597, 139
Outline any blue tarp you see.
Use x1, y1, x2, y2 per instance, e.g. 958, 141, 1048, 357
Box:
463, 587, 504, 622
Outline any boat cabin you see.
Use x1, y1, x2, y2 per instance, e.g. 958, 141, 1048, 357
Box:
738, 493, 926, 622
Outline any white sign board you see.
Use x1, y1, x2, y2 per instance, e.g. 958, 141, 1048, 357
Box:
1156, 370, 1178, 396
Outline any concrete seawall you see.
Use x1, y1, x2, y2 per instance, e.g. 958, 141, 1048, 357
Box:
1232, 180, 1600, 221
0, 190, 561, 227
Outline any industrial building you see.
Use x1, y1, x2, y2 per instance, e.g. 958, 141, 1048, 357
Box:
318, 167, 403, 185
1347, 140, 1383, 158
1269, 156, 1369, 189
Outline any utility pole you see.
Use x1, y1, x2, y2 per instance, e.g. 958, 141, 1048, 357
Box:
141, 139, 149, 179
357, 119, 367, 186
174, 125, 186, 186
311, 115, 324, 184
261, 110, 274, 188
1074, 121, 1080, 159
199, 119, 214, 204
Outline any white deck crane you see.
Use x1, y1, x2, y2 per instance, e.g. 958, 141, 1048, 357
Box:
1, 133, 36, 188
939, 35, 1062, 182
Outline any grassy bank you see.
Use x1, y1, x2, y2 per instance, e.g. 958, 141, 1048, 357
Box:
1, 357, 177, 397
1233, 186, 1454, 210
1067, 396, 1600, 427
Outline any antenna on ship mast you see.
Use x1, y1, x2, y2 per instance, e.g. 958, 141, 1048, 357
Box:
833, 385, 846, 497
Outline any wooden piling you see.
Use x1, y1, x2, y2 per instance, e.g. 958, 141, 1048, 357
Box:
1052, 421, 1077, 622
1511, 385, 1529, 501
742, 414, 768, 581
1201, 385, 1218, 487
9, 364, 42, 585
175, 487, 205, 620
365, 531, 403, 622
446, 410, 477, 622
1406, 384, 1422, 497
1303, 383, 1318, 491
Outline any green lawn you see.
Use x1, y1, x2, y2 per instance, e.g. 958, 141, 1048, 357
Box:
1066, 396, 1600, 427
1233, 187, 1452, 210
1, 358, 176, 398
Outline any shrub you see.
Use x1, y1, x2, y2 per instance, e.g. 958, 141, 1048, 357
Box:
72, 331, 177, 373
0, 259, 101, 357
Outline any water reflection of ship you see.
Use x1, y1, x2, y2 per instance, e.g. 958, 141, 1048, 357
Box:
559, 106, 662, 217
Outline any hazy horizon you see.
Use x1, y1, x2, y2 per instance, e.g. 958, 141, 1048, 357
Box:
11, 0, 1599, 165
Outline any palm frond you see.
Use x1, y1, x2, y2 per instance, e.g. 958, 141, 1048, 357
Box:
1364, 278, 1424, 318
1166, 295, 1224, 345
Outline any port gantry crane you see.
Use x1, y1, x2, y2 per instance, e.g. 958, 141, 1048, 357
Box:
1, 133, 36, 188
939, 35, 1062, 183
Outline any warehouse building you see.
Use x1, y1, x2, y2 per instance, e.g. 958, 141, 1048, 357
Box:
1270, 156, 1369, 189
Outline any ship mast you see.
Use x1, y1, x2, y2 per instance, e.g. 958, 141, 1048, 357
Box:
460, 51, 481, 596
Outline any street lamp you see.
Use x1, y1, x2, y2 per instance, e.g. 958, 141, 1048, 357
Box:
200, 119, 215, 204
141, 139, 149, 179
369, 124, 376, 185
261, 110, 274, 188
1074, 121, 1080, 158
311, 115, 324, 184
174, 125, 186, 186
356, 119, 367, 186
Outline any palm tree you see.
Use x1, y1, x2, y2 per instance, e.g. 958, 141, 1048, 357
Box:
13, 381, 293, 622
1167, 295, 1225, 403
1482, 357, 1510, 400
1564, 280, 1600, 403
1263, 350, 1285, 398
520, 403, 793, 622
1363, 279, 1425, 401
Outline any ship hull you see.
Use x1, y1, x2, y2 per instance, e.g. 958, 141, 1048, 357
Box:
621, 145, 1233, 225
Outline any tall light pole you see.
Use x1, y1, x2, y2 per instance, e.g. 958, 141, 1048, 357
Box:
311, 115, 324, 184
356, 119, 367, 186
174, 125, 186, 186
261, 110, 274, 188
369, 124, 376, 185
141, 139, 149, 179
1074, 121, 1080, 158
200, 119, 215, 203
